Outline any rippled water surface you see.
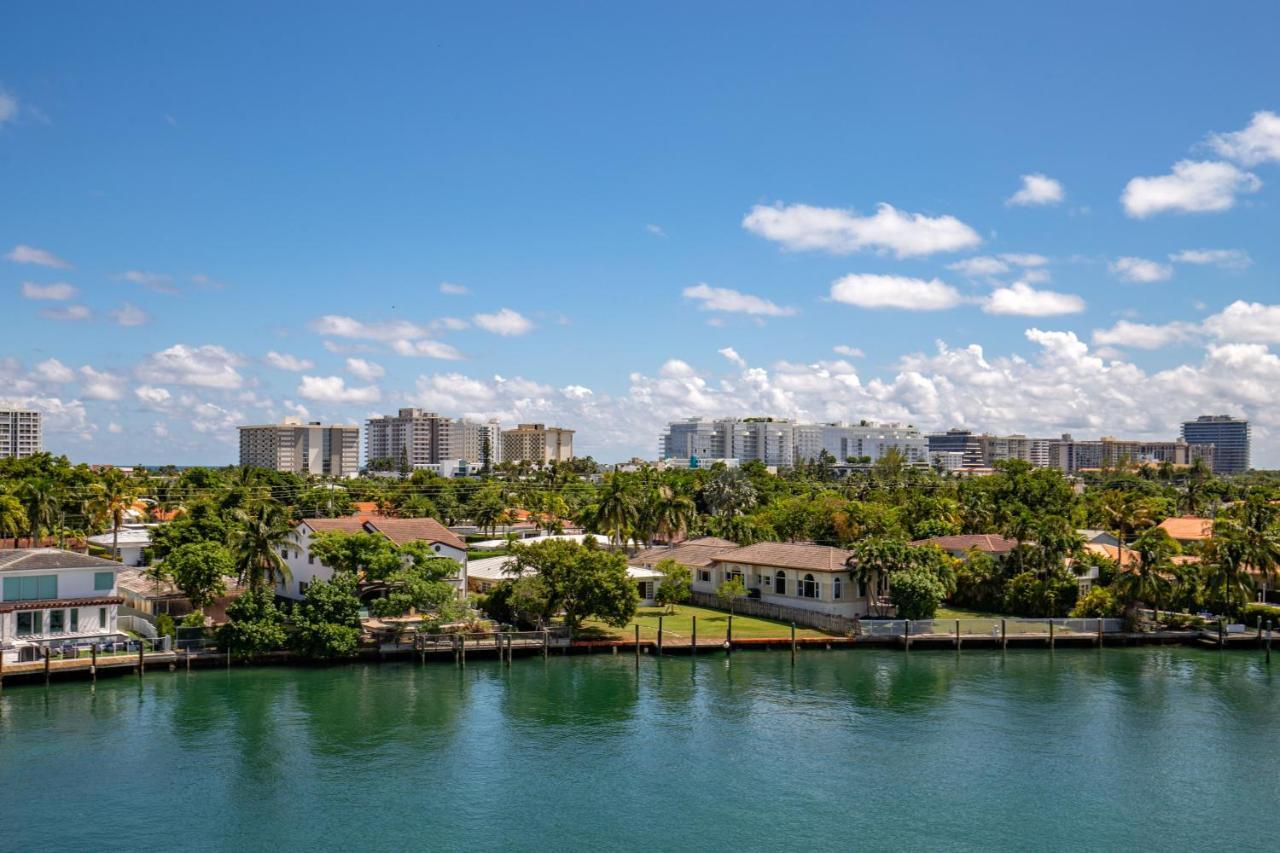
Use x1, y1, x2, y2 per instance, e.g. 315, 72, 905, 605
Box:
3, 648, 1278, 851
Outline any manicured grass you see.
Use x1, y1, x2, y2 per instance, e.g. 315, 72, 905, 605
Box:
580, 604, 834, 642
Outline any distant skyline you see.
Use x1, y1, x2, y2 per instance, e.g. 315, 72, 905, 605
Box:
4, 4, 1280, 465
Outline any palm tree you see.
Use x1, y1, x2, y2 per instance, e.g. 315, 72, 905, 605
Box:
592, 474, 640, 549
649, 483, 696, 545
1179, 459, 1213, 515
702, 470, 757, 520
19, 477, 60, 546
89, 470, 136, 560
1203, 521, 1255, 618
1235, 495, 1280, 602
230, 501, 294, 590
0, 494, 29, 548
1098, 489, 1157, 552
1115, 527, 1177, 622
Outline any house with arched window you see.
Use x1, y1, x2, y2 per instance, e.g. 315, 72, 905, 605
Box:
695, 542, 891, 618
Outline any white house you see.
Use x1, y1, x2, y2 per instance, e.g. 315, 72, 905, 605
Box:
1, 549, 124, 662
276, 516, 468, 600
86, 524, 154, 568
699, 542, 889, 618
468, 552, 665, 606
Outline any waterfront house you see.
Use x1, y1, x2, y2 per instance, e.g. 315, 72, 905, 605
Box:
86, 523, 154, 568
116, 568, 245, 624
0, 549, 124, 662
696, 542, 887, 618
278, 516, 468, 600
470, 553, 663, 606
630, 537, 739, 573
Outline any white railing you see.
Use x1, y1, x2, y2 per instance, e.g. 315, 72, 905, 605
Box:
118, 615, 159, 639
858, 617, 1123, 637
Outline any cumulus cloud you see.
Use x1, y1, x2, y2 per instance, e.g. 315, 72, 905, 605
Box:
109, 303, 149, 326
115, 270, 177, 293
833, 345, 865, 358
645, 224, 668, 238
982, 282, 1084, 316
473, 308, 534, 336
346, 358, 385, 380
390, 339, 465, 360
136, 344, 243, 389
6, 244, 71, 268
1092, 320, 1200, 350
1006, 173, 1064, 206
78, 366, 126, 401
1201, 301, 1280, 344
311, 314, 429, 341
297, 375, 381, 404
742, 202, 981, 258
21, 281, 76, 300
829, 274, 963, 311
1208, 111, 1280, 166
134, 385, 172, 405
0, 88, 17, 124
718, 347, 746, 368
439, 282, 469, 295
33, 358, 75, 384
40, 305, 92, 321
1121, 160, 1260, 217
1169, 248, 1252, 269
264, 351, 315, 372
948, 256, 1010, 277
683, 283, 797, 317
1109, 256, 1174, 283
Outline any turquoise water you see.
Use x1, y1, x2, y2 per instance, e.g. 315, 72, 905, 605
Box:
2, 648, 1278, 851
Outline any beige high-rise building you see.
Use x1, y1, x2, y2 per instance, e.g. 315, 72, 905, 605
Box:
238, 418, 359, 477
365, 409, 486, 469
0, 409, 42, 459
501, 423, 574, 464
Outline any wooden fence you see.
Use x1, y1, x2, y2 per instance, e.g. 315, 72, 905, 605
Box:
689, 591, 860, 636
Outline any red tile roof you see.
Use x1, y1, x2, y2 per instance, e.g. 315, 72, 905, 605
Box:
299, 516, 466, 551
632, 537, 741, 569
711, 542, 855, 573
911, 534, 1019, 554
1157, 516, 1214, 541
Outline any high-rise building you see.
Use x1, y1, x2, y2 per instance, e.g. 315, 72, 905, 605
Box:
813, 422, 928, 464
502, 423, 575, 464
365, 409, 487, 469
238, 418, 359, 477
0, 409, 42, 459
1182, 415, 1250, 474
926, 429, 988, 469
659, 418, 927, 468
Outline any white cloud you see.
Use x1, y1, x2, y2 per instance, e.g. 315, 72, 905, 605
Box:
40, 305, 91, 321
136, 344, 243, 389
1000, 253, 1049, 267
109, 303, 149, 326
829, 274, 963, 311
390, 339, 465, 360
682, 283, 797, 317
473, 308, 534, 336
1006, 173, 1064, 206
434, 317, 470, 331
78, 366, 126, 401
115, 270, 177, 293
1092, 320, 1200, 350
0, 89, 17, 124
264, 351, 315, 372
107, 422, 123, 434
718, 347, 746, 368
645, 224, 668, 238
742, 202, 981, 258
1208, 111, 1280, 166
562, 384, 593, 399
312, 314, 430, 341
982, 282, 1084, 316
1109, 256, 1174, 284
297, 375, 381, 404
947, 256, 1010, 277
833, 345, 865, 358
33, 358, 74, 384
1169, 248, 1252, 269
346, 358, 385, 380
439, 282, 469, 295
1121, 160, 1261, 217
1201, 301, 1280, 344
21, 281, 76, 300
134, 385, 172, 405
6, 244, 71, 268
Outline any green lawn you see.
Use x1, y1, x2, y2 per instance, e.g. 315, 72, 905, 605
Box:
580, 604, 834, 642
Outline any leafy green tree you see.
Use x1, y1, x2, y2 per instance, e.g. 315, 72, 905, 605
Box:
218, 588, 287, 657
653, 558, 691, 614
163, 541, 233, 612
88, 470, 136, 560
952, 548, 1005, 611
365, 541, 465, 620
1203, 521, 1255, 617
231, 501, 293, 590
1114, 527, 1177, 619
308, 530, 403, 579
290, 573, 362, 658
155, 612, 176, 639
0, 494, 29, 548
888, 567, 946, 620
19, 477, 60, 544
510, 540, 637, 630
716, 576, 748, 615
293, 486, 355, 520
149, 502, 231, 560
1071, 587, 1121, 618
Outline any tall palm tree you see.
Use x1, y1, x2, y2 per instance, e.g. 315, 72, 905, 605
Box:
0, 494, 29, 548
1203, 521, 1255, 617
702, 470, 757, 520
1115, 527, 1177, 621
592, 474, 641, 549
231, 501, 294, 590
649, 483, 696, 545
89, 470, 136, 560
19, 477, 60, 547
1179, 459, 1213, 516
1235, 495, 1280, 602
1098, 489, 1157, 551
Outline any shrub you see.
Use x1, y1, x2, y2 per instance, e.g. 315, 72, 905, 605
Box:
889, 567, 946, 620
1070, 587, 1121, 618
154, 612, 176, 638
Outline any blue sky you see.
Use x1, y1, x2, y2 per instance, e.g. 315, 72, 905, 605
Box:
4, 2, 1280, 464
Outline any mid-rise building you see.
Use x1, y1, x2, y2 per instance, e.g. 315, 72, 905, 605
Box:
238, 418, 359, 477
1182, 415, 1250, 474
365, 409, 489, 469
926, 429, 988, 469
0, 409, 41, 459
502, 423, 575, 464
811, 422, 928, 464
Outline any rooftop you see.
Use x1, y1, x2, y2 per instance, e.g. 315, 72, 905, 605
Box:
298, 516, 467, 551
0, 548, 124, 573
911, 534, 1020, 554
1156, 516, 1214, 541
711, 542, 855, 573
631, 536, 740, 569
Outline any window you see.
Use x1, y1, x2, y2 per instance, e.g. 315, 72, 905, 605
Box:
49, 609, 65, 633
801, 573, 819, 599
833, 577, 842, 600
17, 611, 33, 635
99, 607, 107, 629
697, 569, 711, 583
4, 575, 58, 601
308, 553, 315, 565
70, 608, 79, 632
774, 571, 787, 596
728, 569, 743, 584
761, 573, 771, 588
94, 572, 113, 591
280, 548, 289, 559
299, 581, 309, 595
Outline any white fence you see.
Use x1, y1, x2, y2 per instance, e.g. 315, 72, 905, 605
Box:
688, 591, 861, 636
118, 614, 159, 639
860, 617, 1124, 638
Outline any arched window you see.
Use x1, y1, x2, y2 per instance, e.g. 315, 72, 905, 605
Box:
801, 573, 819, 599
833, 577, 842, 600
774, 571, 787, 596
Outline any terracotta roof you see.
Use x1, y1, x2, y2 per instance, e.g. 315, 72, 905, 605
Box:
0, 548, 123, 573
711, 542, 855, 573
364, 517, 467, 551
1083, 542, 1140, 568
632, 536, 741, 569
299, 517, 369, 535
1157, 516, 1214, 541
352, 501, 382, 515
911, 534, 1019, 554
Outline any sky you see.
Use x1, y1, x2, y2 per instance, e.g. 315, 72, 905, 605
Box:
4, 2, 1280, 466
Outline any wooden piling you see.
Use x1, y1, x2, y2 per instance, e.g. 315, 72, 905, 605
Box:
691, 615, 697, 656
657, 615, 664, 656
543, 629, 549, 660
1096, 618, 1104, 647
460, 634, 467, 667
726, 614, 733, 657
1218, 619, 1225, 649
955, 619, 961, 651
790, 622, 796, 665
1049, 619, 1055, 650
138, 640, 145, 675
635, 624, 640, 667
1267, 620, 1272, 664
1, 642, 6, 689
904, 619, 911, 651
1001, 618, 1007, 650
44, 646, 51, 685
